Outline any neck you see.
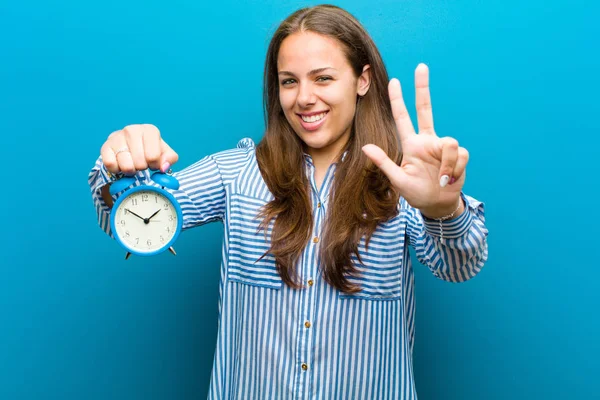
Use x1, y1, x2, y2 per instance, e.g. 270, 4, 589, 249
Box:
307, 141, 348, 192
310, 153, 335, 192
310, 149, 340, 173
306, 129, 351, 173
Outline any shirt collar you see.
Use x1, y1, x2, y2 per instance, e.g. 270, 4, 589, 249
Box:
303, 150, 349, 167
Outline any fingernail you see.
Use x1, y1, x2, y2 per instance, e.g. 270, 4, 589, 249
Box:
440, 175, 450, 187
161, 162, 170, 173
450, 177, 456, 185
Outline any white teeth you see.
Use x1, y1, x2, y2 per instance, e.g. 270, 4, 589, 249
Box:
301, 112, 327, 123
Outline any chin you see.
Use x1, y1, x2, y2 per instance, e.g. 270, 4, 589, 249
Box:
298, 134, 330, 150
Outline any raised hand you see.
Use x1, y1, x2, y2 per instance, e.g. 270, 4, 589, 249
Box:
100, 124, 179, 176
362, 63, 468, 219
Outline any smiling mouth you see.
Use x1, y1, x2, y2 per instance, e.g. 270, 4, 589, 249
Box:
299, 111, 328, 123
296, 111, 329, 132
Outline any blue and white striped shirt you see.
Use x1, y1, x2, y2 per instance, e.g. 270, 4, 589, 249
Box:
88, 138, 488, 400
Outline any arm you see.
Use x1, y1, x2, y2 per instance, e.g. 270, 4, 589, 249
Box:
362, 64, 489, 282
403, 193, 488, 282
87, 154, 227, 239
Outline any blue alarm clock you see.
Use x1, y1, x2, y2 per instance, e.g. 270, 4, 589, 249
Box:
109, 170, 183, 259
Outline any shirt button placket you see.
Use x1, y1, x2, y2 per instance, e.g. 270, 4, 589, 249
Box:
299, 189, 321, 392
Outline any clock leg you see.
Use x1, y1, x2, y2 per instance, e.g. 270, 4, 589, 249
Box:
169, 247, 177, 256
125, 252, 131, 260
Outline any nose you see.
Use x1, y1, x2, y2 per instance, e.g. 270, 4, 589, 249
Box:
296, 82, 316, 108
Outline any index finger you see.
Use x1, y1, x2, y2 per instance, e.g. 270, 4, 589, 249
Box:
388, 78, 416, 141
101, 141, 119, 174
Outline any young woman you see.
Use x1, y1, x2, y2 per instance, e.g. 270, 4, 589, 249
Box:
88, 4, 488, 399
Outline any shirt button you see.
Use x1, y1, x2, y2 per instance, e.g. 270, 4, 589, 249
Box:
313, 237, 319, 243
305, 321, 311, 328
307, 279, 314, 287
301, 363, 308, 371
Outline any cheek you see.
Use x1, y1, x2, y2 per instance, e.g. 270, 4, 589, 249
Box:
279, 89, 296, 111
319, 84, 356, 111
325, 92, 357, 122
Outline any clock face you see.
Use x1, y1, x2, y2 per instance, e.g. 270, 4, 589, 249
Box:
113, 189, 180, 254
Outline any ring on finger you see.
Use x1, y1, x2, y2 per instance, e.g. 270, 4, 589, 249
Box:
114, 147, 130, 156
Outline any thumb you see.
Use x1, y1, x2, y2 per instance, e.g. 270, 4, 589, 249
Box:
362, 144, 407, 190
159, 139, 179, 172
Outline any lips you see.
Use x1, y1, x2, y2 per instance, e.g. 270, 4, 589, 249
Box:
297, 111, 329, 131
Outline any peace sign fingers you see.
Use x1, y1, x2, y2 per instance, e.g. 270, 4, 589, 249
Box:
388, 78, 416, 142
414, 63, 435, 134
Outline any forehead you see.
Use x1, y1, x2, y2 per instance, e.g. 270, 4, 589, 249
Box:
277, 31, 348, 72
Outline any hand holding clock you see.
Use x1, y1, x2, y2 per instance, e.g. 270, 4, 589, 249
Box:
101, 124, 179, 175
101, 125, 183, 258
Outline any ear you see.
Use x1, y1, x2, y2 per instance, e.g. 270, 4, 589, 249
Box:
357, 64, 371, 97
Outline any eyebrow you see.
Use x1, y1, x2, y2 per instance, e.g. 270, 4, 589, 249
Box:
278, 67, 337, 77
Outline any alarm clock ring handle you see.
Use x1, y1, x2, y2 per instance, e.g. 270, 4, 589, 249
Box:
151, 169, 180, 190
107, 169, 180, 196
108, 176, 137, 196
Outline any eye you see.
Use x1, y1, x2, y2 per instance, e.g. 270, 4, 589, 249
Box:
280, 78, 296, 86
316, 76, 333, 83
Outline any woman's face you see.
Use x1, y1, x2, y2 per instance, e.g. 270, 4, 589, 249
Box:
277, 31, 370, 162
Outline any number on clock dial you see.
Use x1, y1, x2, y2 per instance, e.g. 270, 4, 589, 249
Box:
113, 190, 178, 253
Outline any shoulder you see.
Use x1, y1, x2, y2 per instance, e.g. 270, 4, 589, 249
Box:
210, 137, 262, 190
211, 137, 256, 165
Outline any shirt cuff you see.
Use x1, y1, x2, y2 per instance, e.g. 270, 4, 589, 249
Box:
89, 157, 118, 193
421, 192, 474, 239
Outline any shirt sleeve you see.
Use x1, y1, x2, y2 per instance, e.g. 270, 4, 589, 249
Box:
402, 192, 489, 282
87, 154, 227, 239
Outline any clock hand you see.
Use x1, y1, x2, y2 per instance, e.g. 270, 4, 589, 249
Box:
125, 208, 145, 221
147, 209, 161, 221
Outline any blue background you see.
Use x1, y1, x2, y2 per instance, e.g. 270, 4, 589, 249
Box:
1, 0, 597, 399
